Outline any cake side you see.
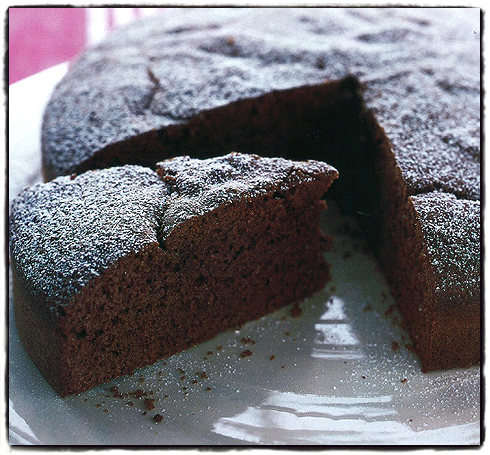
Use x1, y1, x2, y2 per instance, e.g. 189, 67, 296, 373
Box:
10, 154, 338, 396
9, 166, 170, 395
371, 116, 481, 371
43, 78, 362, 180
410, 193, 480, 371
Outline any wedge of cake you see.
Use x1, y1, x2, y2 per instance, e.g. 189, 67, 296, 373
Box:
10, 153, 338, 396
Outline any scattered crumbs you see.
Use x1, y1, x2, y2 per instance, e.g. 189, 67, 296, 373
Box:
96, 403, 102, 408
83, 398, 88, 402
392, 341, 400, 352
182, 387, 187, 391
180, 375, 186, 381
69, 173, 77, 180
177, 368, 185, 375
142, 411, 147, 416
157, 371, 163, 377
401, 378, 408, 384
240, 337, 255, 345
362, 304, 373, 312
330, 286, 336, 292
284, 331, 290, 337
153, 414, 164, 423
110, 386, 124, 399
361, 375, 366, 379
144, 398, 156, 411
203, 356, 208, 360
139, 376, 145, 383
127, 401, 134, 406
206, 386, 212, 392
103, 409, 109, 414
163, 394, 169, 399
281, 365, 285, 369
226, 36, 235, 46
133, 389, 147, 399
290, 303, 302, 318
207, 350, 213, 356
240, 349, 253, 358
342, 251, 352, 260
192, 379, 198, 384
199, 371, 209, 379
269, 355, 276, 361
216, 345, 223, 351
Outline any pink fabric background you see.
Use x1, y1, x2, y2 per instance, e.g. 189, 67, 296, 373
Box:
9, 7, 162, 85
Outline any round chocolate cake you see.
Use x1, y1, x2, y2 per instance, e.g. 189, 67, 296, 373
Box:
11, 8, 480, 395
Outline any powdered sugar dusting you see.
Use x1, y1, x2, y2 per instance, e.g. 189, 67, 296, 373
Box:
411, 192, 480, 304
157, 153, 337, 240
9, 154, 336, 312
43, 8, 480, 204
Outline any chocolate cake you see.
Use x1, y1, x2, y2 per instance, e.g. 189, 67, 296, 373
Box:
39, 8, 480, 372
10, 153, 338, 396
11, 8, 480, 395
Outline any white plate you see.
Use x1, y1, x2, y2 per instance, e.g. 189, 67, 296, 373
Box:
8, 65, 481, 446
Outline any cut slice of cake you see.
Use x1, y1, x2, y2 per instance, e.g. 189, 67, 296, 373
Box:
10, 153, 338, 396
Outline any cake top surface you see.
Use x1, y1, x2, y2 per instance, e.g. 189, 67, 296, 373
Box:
411, 192, 480, 308
10, 153, 337, 312
157, 153, 337, 239
10, 166, 168, 309
42, 7, 480, 202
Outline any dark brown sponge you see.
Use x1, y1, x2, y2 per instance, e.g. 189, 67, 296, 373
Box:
10, 153, 338, 396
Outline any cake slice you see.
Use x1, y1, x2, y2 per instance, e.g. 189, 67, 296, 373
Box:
10, 153, 338, 396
